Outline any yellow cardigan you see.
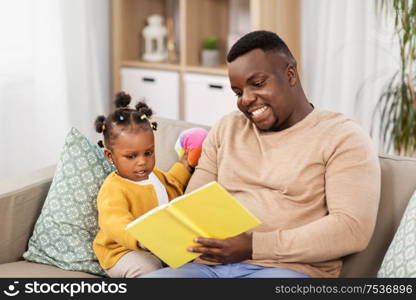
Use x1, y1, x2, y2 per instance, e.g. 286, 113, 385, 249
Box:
93, 163, 191, 270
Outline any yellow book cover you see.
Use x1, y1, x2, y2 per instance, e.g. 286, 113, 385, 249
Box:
125, 181, 261, 269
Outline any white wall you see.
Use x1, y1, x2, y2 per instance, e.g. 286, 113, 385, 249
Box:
300, 0, 399, 152
0, 0, 110, 180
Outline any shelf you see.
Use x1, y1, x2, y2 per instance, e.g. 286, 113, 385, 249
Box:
122, 60, 182, 72
185, 65, 228, 76
121, 60, 228, 76
112, 0, 301, 120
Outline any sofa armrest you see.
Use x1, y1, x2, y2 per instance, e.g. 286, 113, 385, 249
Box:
0, 165, 55, 264
341, 154, 416, 277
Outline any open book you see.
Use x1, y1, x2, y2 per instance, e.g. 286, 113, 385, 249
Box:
125, 181, 261, 269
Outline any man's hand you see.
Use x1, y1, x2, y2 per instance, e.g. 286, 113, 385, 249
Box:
187, 232, 253, 264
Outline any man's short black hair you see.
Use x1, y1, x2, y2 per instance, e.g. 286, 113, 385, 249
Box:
226, 30, 295, 63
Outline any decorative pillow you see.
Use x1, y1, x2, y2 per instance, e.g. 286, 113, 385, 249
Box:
378, 191, 416, 277
23, 128, 114, 276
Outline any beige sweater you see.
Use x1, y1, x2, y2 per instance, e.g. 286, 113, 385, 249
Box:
186, 109, 381, 277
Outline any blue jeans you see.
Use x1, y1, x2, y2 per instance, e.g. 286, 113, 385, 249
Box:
140, 262, 310, 278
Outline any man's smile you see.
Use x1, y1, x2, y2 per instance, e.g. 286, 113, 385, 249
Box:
249, 105, 271, 121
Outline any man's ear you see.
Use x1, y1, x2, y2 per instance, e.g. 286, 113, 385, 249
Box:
104, 148, 113, 164
286, 64, 298, 86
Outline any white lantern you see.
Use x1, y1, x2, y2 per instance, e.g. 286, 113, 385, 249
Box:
142, 14, 168, 62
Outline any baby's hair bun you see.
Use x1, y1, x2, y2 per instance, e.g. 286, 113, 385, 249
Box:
151, 121, 158, 131
95, 115, 106, 133
115, 91, 131, 108
135, 101, 153, 118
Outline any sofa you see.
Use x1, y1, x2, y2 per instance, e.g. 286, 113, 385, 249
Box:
0, 116, 416, 278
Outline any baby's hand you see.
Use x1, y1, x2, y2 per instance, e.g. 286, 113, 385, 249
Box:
179, 149, 194, 173
175, 128, 207, 170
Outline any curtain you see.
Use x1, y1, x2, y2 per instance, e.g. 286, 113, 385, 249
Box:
301, 0, 399, 152
0, 0, 110, 179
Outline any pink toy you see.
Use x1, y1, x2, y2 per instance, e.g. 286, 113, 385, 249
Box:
175, 128, 208, 167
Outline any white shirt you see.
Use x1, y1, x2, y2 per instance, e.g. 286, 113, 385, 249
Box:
125, 172, 169, 206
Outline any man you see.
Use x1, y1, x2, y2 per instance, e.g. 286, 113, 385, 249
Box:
143, 30, 380, 278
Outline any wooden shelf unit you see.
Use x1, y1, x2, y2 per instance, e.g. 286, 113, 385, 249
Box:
111, 0, 300, 119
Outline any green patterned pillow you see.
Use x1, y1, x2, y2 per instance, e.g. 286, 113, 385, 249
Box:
23, 128, 114, 276
378, 191, 416, 277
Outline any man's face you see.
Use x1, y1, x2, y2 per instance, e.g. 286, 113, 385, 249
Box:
228, 49, 297, 131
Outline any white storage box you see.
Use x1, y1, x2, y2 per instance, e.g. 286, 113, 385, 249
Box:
121, 68, 179, 119
184, 73, 237, 126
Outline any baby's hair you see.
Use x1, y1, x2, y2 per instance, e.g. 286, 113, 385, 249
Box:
95, 91, 158, 148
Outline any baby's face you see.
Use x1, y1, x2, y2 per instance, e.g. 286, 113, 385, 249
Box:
107, 128, 155, 181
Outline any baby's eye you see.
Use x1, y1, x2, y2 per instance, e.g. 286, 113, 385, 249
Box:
145, 150, 154, 156
125, 154, 136, 159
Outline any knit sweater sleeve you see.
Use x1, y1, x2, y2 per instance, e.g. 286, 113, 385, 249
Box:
97, 180, 140, 251
164, 162, 192, 190
252, 123, 381, 263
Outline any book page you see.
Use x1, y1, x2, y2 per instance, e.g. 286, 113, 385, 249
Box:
125, 203, 168, 229
169, 182, 261, 239
125, 207, 201, 268
167, 205, 209, 237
